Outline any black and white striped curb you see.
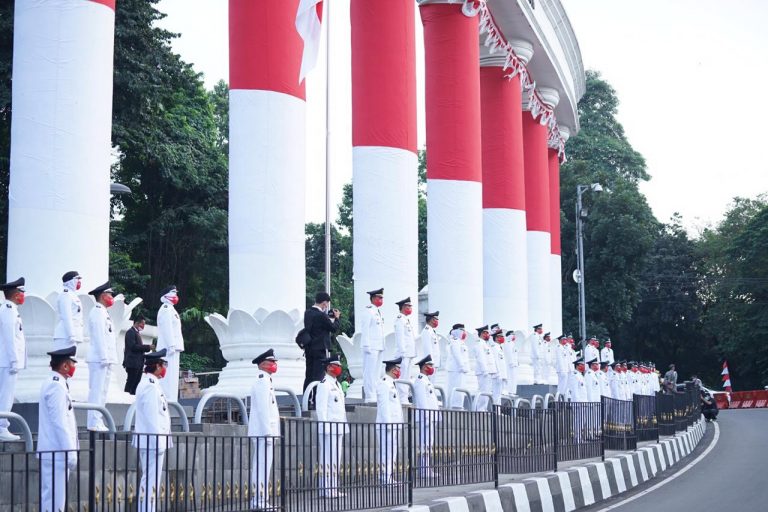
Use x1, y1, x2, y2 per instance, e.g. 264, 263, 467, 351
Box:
397, 418, 707, 512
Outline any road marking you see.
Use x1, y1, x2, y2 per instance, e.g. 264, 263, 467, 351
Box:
592, 421, 720, 511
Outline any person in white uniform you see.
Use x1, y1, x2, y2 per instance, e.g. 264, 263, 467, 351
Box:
490, 330, 507, 405
600, 339, 615, 365
248, 349, 280, 509
528, 324, 543, 383
393, 297, 416, 404
133, 349, 172, 512
360, 288, 385, 403
412, 355, 441, 477
0, 277, 26, 441
53, 271, 84, 351
555, 335, 571, 397
156, 285, 184, 401
584, 337, 600, 365
471, 326, 492, 410
86, 282, 117, 431
419, 311, 441, 374
567, 359, 587, 441
315, 353, 348, 498
445, 325, 470, 409
37, 346, 79, 512
584, 359, 601, 403
376, 357, 404, 484
502, 331, 519, 396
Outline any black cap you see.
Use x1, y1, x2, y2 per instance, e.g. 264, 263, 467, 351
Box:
490, 323, 500, 331
48, 346, 77, 364
367, 288, 384, 297
424, 311, 439, 319
452, 323, 465, 330
543, 332, 551, 338
557, 335, 566, 340
533, 324, 542, 329
395, 297, 412, 308
322, 353, 342, 365
88, 281, 113, 297
505, 330, 514, 337
145, 349, 167, 364
252, 348, 277, 365
160, 285, 177, 297
587, 358, 598, 365
600, 361, 609, 368
62, 271, 80, 282
315, 291, 331, 303
0, 277, 25, 292
476, 325, 489, 336
573, 358, 584, 366
604, 338, 612, 344
415, 355, 433, 366
610, 361, 620, 367
588, 336, 597, 341
382, 357, 403, 366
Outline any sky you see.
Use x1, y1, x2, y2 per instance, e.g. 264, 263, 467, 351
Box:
155, 0, 768, 234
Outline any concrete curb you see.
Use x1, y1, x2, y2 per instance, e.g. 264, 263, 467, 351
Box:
396, 418, 707, 512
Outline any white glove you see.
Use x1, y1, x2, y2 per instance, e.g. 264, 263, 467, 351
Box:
66, 453, 78, 471
9, 363, 19, 375
166, 347, 176, 356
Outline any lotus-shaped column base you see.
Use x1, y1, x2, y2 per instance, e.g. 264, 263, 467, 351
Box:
205, 309, 305, 397
515, 329, 535, 386
335, 333, 364, 399
15, 293, 141, 403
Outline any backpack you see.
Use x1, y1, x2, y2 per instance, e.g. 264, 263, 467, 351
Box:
295, 328, 312, 349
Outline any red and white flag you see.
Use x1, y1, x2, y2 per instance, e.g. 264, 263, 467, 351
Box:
721, 361, 732, 391
296, 0, 323, 83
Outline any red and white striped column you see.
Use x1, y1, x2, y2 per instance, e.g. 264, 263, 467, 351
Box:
523, 89, 559, 333
7, 0, 116, 291
351, 0, 418, 332
228, 0, 306, 313
548, 127, 569, 338
420, 0, 484, 330
480, 42, 533, 331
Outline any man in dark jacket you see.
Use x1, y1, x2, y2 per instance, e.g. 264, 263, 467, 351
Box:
303, 292, 341, 393
123, 315, 151, 394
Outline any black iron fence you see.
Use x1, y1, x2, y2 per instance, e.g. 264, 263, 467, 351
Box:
633, 395, 659, 442
1, 392, 706, 512
602, 397, 637, 451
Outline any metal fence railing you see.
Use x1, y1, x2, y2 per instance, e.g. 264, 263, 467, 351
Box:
409, 407, 496, 489
495, 405, 556, 474
602, 396, 637, 451
633, 394, 659, 442
553, 401, 604, 462
656, 392, 675, 436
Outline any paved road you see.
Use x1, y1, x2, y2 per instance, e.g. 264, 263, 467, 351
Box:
588, 409, 768, 512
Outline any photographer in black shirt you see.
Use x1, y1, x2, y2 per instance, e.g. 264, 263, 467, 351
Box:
303, 292, 341, 394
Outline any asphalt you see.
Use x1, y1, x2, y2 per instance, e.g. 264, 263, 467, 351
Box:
583, 409, 768, 512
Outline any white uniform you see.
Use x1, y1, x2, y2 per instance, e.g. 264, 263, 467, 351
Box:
470, 338, 491, 410
445, 336, 470, 408
86, 303, 116, 429
619, 371, 631, 400
376, 374, 403, 483
600, 346, 614, 365
567, 369, 588, 441
133, 373, 172, 512
599, 370, 611, 398
419, 324, 441, 370
394, 313, 416, 404
488, 341, 506, 405
53, 287, 84, 350
608, 368, 621, 399
528, 332, 542, 383
248, 369, 280, 507
37, 372, 78, 512
360, 304, 384, 402
0, 300, 25, 436
585, 344, 600, 364
315, 375, 348, 496
584, 369, 601, 403
412, 372, 440, 476
629, 371, 643, 396
502, 336, 519, 396
555, 343, 571, 396
156, 302, 184, 401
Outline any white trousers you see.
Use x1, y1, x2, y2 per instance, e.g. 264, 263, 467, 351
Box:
138, 449, 166, 512
376, 425, 400, 483
87, 363, 112, 429
447, 371, 467, 409
160, 351, 180, 401
318, 433, 344, 495
557, 372, 569, 397
362, 349, 382, 402
397, 357, 413, 404
506, 366, 518, 396
0, 368, 17, 432
532, 357, 541, 383
251, 438, 274, 508
417, 415, 435, 475
476, 374, 492, 410
40, 453, 72, 512
491, 375, 503, 406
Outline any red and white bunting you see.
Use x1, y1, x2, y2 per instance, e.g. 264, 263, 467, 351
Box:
721, 361, 732, 392
476, 1, 567, 161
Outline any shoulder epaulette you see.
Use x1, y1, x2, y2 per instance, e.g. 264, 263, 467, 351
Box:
259, 374, 264, 378
52, 375, 59, 381
366, 304, 373, 309
321, 378, 326, 383
149, 377, 155, 384
417, 374, 423, 379
5, 304, 11, 308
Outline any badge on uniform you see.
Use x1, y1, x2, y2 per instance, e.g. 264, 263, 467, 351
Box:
149, 377, 155, 384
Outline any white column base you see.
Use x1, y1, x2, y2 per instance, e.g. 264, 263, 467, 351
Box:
515, 329, 535, 386
15, 294, 141, 404
526, 231, 552, 330
336, 333, 364, 399
204, 309, 305, 397
550, 253, 563, 337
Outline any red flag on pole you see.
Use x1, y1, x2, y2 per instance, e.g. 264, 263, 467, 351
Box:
296, 0, 324, 83
721, 361, 732, 392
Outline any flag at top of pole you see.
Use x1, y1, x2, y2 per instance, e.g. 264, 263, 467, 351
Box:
721, 361, 732, 392
296, 0, 324, 83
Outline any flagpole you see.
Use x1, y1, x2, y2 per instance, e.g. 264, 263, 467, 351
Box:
323, 0, 332, 294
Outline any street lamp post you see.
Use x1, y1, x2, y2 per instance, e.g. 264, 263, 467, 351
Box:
575, 183, 603, 353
